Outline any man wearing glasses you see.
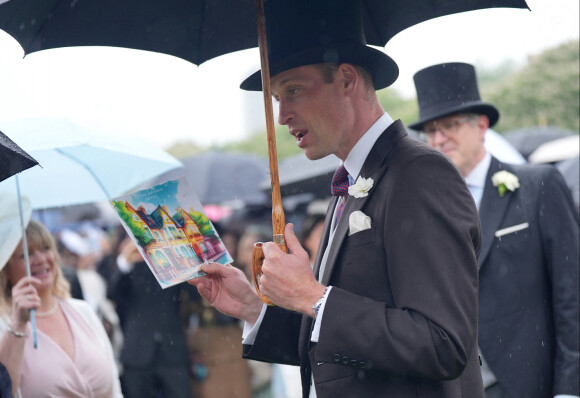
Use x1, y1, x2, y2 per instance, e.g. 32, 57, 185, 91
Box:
410, 62, 579, 398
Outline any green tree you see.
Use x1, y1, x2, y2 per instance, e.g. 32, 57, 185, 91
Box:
111, 201, 154, 247
166, 140, 204, 159
219, 124, 302, 160
189, 210, 214, 236
487, 40, 579, 132
376, 87, 418, 127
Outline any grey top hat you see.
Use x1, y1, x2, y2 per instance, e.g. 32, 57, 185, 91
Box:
240, 0, 399, 91
408, 62, 499, 131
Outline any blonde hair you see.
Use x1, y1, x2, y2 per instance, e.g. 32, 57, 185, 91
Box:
0, 220, 71, 314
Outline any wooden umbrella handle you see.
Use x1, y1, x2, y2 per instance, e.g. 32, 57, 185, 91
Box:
251, 0, 287, 305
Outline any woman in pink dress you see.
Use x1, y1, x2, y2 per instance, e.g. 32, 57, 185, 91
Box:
0, 196, 123, 398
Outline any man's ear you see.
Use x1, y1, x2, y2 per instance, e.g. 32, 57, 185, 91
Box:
337, 63, 358, 95
477, 114, 490, 141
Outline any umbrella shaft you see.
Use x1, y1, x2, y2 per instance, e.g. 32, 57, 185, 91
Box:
254, 0, 286, 239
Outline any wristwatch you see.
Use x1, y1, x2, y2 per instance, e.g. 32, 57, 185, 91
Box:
312, 287, 328, 318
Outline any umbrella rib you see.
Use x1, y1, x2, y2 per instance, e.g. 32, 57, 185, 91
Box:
54, 147, 111, 199
9, 0, 64, 54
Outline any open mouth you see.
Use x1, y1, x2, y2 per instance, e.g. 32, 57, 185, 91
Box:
291, 130, 306, 146
32, 268, 51, 278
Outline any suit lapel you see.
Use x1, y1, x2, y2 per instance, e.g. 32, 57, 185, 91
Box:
319, 121, 406, 285
478, 157, 514, 267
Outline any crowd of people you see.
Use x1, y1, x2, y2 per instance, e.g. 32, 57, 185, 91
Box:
1, 0, 578, 397
0, 198, 323, 398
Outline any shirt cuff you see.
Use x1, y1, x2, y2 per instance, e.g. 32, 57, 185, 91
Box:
116, 254, 135, 274
310, 286, 332, 343
554, 395, 579, 398
241, 304, 268, 345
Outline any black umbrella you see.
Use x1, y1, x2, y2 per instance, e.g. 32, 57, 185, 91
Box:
0, 129, 39, 182
503, 126, 576, 159
0, 0, 529, 66
263, 153, 340, 201
145, 151, 269, 207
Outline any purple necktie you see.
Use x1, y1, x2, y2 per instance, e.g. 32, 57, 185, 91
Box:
331, 165, 349, 224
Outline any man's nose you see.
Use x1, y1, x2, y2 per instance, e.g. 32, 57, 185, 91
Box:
277, 101, 292, 126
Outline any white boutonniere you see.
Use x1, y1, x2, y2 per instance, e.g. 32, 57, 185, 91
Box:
349, 211, 371, 236
348, 176, 374, 198
492, 171, 520, 197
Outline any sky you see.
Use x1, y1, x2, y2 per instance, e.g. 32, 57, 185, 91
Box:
0, 0, 578, 150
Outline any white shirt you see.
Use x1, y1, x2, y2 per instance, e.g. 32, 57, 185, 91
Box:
465, 151, 491, 209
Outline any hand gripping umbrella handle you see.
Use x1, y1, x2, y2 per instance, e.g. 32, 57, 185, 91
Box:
251, 0, 287, 305
251, 239, 286, 306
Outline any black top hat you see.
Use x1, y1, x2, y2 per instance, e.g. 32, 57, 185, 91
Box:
240, 0, 398, 91
408, 62, 499, 131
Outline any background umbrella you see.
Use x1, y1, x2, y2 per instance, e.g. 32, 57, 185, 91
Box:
528, 135, 580, 164
484, 129, 527, 164
144, 151, 269, 207
0, 117, 182, 209
503, 126, 576, 159
0, 129, 38, 182
263, 153, 340, 203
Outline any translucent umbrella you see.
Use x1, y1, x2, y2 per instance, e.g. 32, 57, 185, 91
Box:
0, 117, 182, 209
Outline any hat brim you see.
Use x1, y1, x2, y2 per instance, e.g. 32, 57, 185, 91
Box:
240, 44, 398, 91
408, 102, 500, 131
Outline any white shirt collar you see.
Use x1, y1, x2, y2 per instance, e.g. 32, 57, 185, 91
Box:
343, 112, 394, 183
465, 151, 492, 188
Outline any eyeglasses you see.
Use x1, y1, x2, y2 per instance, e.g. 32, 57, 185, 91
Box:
420, 116, 472, 140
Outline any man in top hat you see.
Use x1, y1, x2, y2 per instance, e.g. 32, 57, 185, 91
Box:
189, 1, 484, 397
410, 62, 579, 398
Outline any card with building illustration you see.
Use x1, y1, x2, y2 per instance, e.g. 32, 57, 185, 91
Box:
110, 176, 233, 288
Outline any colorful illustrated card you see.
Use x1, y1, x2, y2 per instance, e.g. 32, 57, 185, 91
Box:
110, 176, 233, 288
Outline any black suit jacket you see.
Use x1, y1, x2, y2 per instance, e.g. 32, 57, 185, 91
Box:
478, 157, 579, 398
244, 121, 484, 397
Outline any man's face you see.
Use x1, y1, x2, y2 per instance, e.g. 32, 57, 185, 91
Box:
271, 64, 354, 160
423, 114, 488, 176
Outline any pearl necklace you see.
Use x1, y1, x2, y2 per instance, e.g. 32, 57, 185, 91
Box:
36, 300, 59, 318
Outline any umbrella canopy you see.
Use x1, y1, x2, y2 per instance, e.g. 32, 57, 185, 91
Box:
528, 135, 580, 164
503, 126, 576, 159
144, 151, 269, 207
263, 153, 340, 201
0, 0, 529, 65
0, 129, 39, 182
0, 117, 182, 209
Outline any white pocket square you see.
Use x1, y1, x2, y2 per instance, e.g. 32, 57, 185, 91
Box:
495, 222, 529, 238
349, 210, 371, 236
